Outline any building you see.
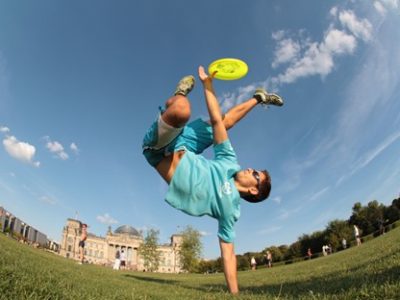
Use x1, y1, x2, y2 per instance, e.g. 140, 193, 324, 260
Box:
0, 206, 48, 247
59, 219, 183, 273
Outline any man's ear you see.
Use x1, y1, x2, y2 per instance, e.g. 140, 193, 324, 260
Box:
248, 187, 259, 196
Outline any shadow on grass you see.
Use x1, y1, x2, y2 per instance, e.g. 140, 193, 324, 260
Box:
122, 256, 400, 297
253, 265, 399, 296
188, 265, 400, 297
124, 274, 179, 285
124, 274, 228, 294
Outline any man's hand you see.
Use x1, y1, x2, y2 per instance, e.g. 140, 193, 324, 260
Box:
219, 238, 239, 294
198, 66, 217, 84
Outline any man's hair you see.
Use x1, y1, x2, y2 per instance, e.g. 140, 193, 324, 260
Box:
82, 223, 88, 228
243, 170, 271, 203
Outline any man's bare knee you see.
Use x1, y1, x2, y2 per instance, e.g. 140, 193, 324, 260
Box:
163, 96, 191, 127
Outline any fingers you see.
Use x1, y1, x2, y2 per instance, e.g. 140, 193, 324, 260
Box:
198, 65, 217, 82
198, 65, 206, 78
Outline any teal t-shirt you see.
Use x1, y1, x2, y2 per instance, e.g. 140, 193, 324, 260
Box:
165, 140, 241, 243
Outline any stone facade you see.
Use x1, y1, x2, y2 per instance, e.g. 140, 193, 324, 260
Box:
0, 206, 48, 247
59, 219, 183, 273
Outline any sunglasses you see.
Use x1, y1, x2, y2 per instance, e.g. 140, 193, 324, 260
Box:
252, 170, 261, 193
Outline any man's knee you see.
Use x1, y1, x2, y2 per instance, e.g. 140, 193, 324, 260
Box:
163, 96, 191, 127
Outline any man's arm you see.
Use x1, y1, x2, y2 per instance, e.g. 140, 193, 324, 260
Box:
219, 238, 239, 294
198, 66, 228, 145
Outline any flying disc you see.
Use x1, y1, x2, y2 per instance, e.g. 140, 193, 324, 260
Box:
208, 58, 248, 80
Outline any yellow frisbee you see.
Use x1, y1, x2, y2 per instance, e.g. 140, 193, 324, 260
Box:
208, 58, 248, 80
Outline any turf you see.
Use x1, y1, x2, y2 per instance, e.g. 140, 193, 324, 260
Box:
1, 226, 399, 299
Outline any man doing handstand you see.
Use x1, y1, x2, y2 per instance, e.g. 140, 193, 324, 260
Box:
142, 66, 283, 294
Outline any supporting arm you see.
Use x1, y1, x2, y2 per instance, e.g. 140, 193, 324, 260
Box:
219, 238, 239, 294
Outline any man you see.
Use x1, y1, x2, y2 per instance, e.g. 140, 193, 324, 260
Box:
342, 238, 347, 249
251, 256, 257, 270
354, 225, 362, 246
142, 66, 283, 294
78, 223, 87, 264
266, 250, 273, 267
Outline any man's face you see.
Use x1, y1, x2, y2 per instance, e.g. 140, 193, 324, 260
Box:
235, 168, 264, 191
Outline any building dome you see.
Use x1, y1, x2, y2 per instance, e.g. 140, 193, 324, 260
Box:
114, 225, 141, 236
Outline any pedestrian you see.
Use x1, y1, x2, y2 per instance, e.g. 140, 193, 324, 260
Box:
354, 225, 361, 246
78, 223, 87, 264
251, 257, 257, 270
113, 250, 121, 270
342, 238, 347, 249
307, 248, 312, 259
120, 249, 126, 270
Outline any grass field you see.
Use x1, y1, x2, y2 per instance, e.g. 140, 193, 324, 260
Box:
1, 227, 400, 300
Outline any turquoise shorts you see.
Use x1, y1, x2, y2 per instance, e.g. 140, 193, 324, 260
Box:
142, 112, 213, 167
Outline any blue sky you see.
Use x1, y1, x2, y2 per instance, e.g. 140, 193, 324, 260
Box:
1, 1, 399, 259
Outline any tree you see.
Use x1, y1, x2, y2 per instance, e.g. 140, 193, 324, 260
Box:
349, 200, 385, 235
285, 241, 302, 260
179, 226, 203, 273
138, 228, 160, 272
236, 255, 250, 271
325, 220, 353, 250
385, 197, 400, 224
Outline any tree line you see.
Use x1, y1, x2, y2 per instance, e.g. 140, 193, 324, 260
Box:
197, 196, 400, 273
138, 197, 399, 273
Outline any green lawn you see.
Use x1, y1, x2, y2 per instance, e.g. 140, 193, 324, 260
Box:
1, 227, 399, 300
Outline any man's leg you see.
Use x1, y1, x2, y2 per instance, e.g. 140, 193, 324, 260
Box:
155, 76, 195, 182
161, 75, 195, 127
223, 98, 258, 130
79, 246, 84, 263
223, 89, 284, 130
161, 95, 191, 128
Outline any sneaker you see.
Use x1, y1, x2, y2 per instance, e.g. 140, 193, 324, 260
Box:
253, 88, 284, 107
174, 75, 195, 96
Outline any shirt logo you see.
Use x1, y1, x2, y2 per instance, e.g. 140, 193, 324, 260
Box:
220, 181, 232, 196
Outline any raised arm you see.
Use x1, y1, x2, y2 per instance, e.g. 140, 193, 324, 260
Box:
219, 238, 239, 294
198, 66, 228, 145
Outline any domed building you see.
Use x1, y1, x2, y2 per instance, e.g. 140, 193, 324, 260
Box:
114, 225, 141, 236
59, 219, 183, 273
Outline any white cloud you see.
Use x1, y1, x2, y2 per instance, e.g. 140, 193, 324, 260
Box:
338, 10, 373, 41
199, 231, 212, 236
272, 30, 286, 41
309, 186, 330, 202
96, 213, 118, 225
220, 83, 258, 112
323, 29, 357, 54
258, 226, 281, 235
0, 126, 10, 133
373, 0, 399, 15
44, 137, 69, 160
337, 130, 400, 186
274, 28, 356, 84
3, 135, 40, 167
70, 142, 80, 155
381, 0, 399, 10
271, 7, 378, 85
271, 196, 282, 204
355, 131, 400, 170
374, 1, 387, 15
330, 6, 338, 17
272, 38, 301, 68
39, 195, 57, 205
